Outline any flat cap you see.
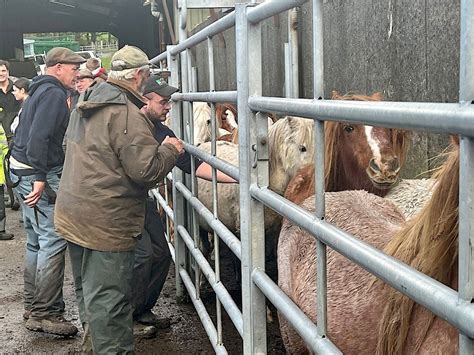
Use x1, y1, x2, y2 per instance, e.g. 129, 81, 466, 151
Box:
45, 47, 86, 67
76, 68, 94, 80
110, 45, 150, 71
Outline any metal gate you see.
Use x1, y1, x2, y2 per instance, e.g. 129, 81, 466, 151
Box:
150, 0, 474, 353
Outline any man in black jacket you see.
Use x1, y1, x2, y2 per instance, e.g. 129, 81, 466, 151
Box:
132, 75, 235, 336
9, 47, 85, 336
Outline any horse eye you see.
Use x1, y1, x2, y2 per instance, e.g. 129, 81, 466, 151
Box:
207, 119, 211, 124
299, 145, 307, 152
344, 125, 354, 133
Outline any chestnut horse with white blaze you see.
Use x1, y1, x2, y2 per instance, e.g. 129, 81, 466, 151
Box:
278, 140, 460, 354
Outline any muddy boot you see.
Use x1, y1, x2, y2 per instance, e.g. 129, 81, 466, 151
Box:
25, 315, 78, 336
0, 232, 14, 240
133, 322, 157, 339
136, 311, 171, 329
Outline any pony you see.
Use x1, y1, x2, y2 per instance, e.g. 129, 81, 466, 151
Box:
193, 102, 235, 144
280, 92, 409, 206
278, 140, 460, 354
197, 115, 315, 234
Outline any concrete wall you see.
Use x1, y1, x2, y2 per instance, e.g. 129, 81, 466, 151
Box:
189, 1, 459, 178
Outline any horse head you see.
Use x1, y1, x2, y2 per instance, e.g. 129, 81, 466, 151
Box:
268, 116, 314, 194
326, 91, 407, 195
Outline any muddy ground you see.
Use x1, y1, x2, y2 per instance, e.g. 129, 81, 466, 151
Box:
0, 209, 285, 354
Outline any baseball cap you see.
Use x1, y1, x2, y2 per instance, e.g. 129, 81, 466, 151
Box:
45, 47, 86, 67
110, 45, 150, 71
143, 75, 179, 97
76, 68, 94, 80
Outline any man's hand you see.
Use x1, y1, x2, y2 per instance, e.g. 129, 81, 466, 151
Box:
163, 136, 184, 154
24, 181, 46, 207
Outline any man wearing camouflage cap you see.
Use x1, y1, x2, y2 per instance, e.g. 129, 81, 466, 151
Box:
9, 47, 85, 337
55, 45, 183, 353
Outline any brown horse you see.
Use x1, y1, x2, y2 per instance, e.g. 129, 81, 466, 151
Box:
286, 91, 408, 205
278, 141, 459, 354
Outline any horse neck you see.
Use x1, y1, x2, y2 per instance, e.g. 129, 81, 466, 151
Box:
376, 148, 459, 355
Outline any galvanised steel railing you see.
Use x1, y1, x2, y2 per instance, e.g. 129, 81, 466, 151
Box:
150, 0, 474, 353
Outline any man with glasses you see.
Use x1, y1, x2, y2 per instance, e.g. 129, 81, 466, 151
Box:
54, 45, 184, 353
9, 47, 85, 336
131, 75, 235, 337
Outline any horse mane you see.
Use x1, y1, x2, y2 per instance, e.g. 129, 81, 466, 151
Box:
376, 143, 459, 354
325, 91, 409, 191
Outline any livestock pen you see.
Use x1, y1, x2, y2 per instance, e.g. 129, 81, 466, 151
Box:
150, 0, 474, 353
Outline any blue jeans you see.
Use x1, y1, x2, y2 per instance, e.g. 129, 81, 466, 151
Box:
11, 166, 66, 318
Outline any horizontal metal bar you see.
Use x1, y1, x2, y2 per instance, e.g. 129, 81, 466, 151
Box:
179, 268, 228, 355
252, 269, 342, 354
172, 91, 238, 103
151, 189, 174, 222
249, 184, 474, 338
150, 51, 167, 64
186, 0, 235, 8
170, 12, 236, 56
175, 181, 242, 260
247, 0, 308, 24
184, 143, 240, 182
248, 96, 474, 137
177, 225, 244, 336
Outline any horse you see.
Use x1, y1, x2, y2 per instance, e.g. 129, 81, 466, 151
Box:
197, 115, 315, 234
278, 140, 459, 354
193, 102, 235, 144
284, 92, 408, 208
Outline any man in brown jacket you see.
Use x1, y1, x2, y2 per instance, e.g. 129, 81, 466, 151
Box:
55, 45, 183, 353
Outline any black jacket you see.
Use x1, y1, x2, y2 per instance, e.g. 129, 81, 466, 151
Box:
11, 75, 69, 181
153, 121, 200, 174
0, 79, 21, 137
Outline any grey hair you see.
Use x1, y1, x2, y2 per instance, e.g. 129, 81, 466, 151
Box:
108, 65, 149, 81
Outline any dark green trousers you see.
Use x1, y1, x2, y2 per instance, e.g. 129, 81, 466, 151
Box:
68, 241, 135, 354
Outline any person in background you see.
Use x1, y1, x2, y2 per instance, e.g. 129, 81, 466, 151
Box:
0, 60, 21, 235
9, 47, 85, 336
85, 57, 107, 83
69, 68, 95, 109
55, 45, 183, 353
132, 74, 235, 337
11, 77, 30, 134
0, 59, 20, 139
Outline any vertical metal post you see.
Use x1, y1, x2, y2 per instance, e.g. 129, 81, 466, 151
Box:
459, 1, 474, 353
236, 4, 267, 354
208, 35, 223, 345
312, 0, 327, 338
168, 45, 186, 300
285, 7, 299, 98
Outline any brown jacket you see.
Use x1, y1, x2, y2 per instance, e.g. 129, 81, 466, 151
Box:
55, 79, 179, 252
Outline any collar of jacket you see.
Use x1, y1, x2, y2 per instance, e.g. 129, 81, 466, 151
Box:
107, 77, 146, 108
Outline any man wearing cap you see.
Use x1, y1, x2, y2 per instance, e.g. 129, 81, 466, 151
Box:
132, 75, 235, 335
9, 47, 85, 336
54, 45, 184, 353
69, 68, 96, 109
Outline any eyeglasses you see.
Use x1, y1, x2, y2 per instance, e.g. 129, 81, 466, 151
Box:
159, 99, 172, 106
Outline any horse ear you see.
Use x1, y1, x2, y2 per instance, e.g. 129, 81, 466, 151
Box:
286, 116, 299, 131
331, 91, 341, 99
370, 92, 384, 101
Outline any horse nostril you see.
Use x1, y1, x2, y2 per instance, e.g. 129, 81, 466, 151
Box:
369, 158, 380, 173
390, 157, 400, 172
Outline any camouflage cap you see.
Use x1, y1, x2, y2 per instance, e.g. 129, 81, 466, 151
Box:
45, 47, 86, 67
110, 45, 150, 71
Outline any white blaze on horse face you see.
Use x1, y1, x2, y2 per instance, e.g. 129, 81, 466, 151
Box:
364, 126, 382, 163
